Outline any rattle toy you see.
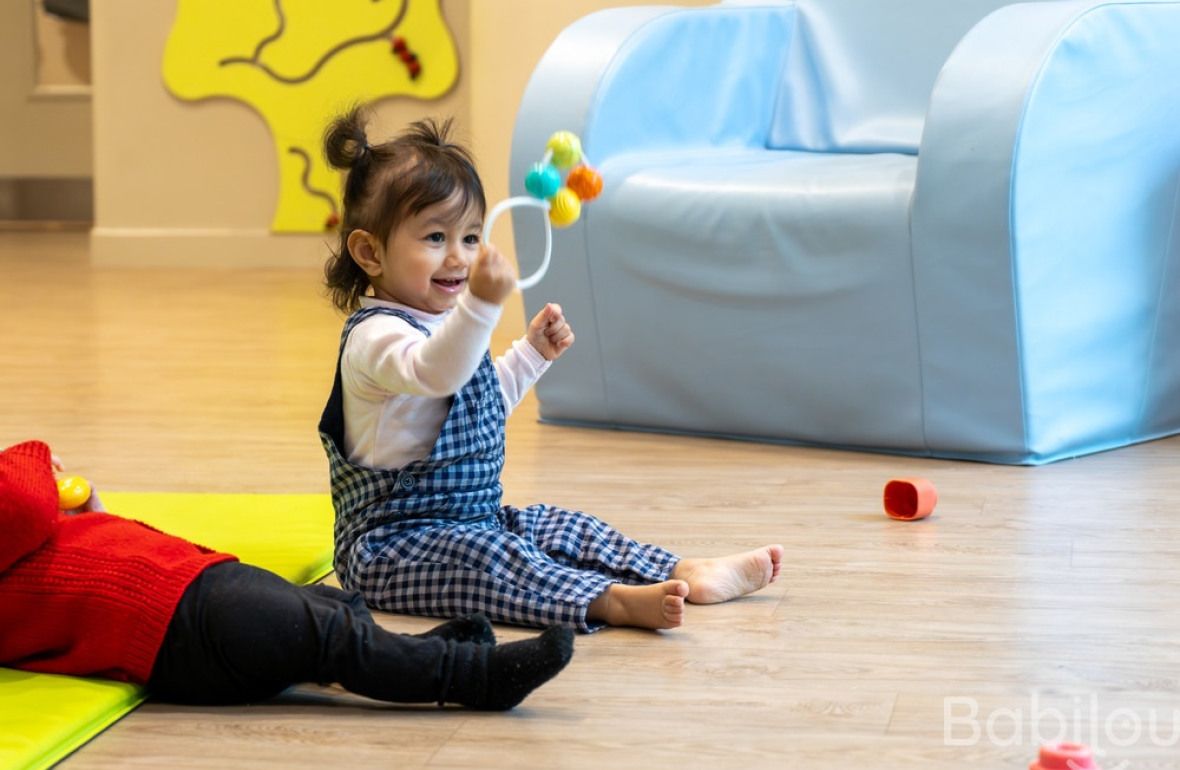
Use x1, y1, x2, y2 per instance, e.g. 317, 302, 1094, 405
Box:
883, 477, 937, 521
57, 475, 92, 511
482, 131, 603, 290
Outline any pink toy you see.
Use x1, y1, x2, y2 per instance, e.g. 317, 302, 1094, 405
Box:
883, 477, 937, 520
1030, 742, 1100, 770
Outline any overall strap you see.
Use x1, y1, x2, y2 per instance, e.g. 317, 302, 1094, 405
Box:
318, 306, 428, 449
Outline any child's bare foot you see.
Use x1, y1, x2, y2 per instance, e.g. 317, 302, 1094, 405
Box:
672, 545, 784, 604
588, 580, 689, 630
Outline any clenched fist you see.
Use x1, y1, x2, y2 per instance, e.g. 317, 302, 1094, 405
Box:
528, 303, 575, 361
468, 242, 517, 305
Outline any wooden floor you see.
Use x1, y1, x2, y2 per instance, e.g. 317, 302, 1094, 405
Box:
3, 230, 1180, 769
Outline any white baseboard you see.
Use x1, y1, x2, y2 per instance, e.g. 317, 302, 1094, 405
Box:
90, 228, 337, 268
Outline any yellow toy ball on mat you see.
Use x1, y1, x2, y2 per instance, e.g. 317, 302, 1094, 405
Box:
546, 131, 582, 169
548, 188, 582, 227
57, 476, 91, 510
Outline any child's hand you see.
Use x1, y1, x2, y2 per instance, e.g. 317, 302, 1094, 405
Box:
528, 303, 575, 361
81, 489, 106, 513
468, 242, 516, 305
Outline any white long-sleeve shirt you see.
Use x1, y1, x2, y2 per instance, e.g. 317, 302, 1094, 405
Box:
341, 292, 550, 470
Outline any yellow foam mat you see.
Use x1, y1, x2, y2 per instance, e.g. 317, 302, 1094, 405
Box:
0, 492, 335, 770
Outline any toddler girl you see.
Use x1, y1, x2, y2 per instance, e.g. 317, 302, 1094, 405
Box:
318, 108, 783, 632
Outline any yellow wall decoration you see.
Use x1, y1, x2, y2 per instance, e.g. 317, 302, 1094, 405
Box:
163, 0, 458, 233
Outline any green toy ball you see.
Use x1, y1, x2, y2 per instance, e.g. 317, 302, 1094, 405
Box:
546, 131, 582, 169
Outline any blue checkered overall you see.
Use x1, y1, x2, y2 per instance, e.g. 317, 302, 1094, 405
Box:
319, 306, 680, 631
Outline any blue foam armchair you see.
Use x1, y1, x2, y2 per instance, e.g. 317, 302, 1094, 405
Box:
510, 0, 1180, 464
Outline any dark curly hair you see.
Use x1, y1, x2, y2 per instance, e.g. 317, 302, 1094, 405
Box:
322, 106, 486, 313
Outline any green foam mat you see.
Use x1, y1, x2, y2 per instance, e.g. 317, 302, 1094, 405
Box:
0, 492, 335, 770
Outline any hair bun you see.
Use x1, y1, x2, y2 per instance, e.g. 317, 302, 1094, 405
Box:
324, 105, 372, 171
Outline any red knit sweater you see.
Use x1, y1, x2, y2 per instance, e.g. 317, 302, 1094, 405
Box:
0, 441, 236, 684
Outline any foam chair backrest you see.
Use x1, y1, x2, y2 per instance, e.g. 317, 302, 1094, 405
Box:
763, 0, 1022, 153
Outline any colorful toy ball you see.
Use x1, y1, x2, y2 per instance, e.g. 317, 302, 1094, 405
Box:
546, 131, 582, 169
57, 475, 92, 510
566, 165, 603, 202
548, 187, 582, 228
525, 163, 562, 200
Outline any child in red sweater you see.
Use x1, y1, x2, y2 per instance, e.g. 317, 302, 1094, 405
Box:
0, 440, 573, 708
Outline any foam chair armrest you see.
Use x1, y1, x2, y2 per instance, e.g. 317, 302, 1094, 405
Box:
912, 0, 1180, 461
512, 3, 798, 176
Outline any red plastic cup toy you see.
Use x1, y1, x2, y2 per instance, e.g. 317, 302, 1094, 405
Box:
882, 477, 937, 520
1029, 742, 1100, 770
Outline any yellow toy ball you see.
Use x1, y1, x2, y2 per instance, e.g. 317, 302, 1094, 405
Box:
57, 475, 92, 510
546, 131, 582, 169
548, 188, 582, 228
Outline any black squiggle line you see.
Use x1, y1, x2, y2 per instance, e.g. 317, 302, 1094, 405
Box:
220, 0, 286, 69
219, 0, 407, 85
288, 146, 339, 220
247, 0, 286, 61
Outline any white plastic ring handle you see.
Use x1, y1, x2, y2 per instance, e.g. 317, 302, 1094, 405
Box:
482, 196, 552, 290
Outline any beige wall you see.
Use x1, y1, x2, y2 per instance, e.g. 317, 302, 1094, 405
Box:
35, 0, 92, 88
89, 1, 474, 267
0, 0, 92, 178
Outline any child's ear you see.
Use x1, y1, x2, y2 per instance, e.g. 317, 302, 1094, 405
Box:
347, 229, 383, 277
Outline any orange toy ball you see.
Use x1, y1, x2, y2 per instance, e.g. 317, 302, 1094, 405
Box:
566, 165, 603, 202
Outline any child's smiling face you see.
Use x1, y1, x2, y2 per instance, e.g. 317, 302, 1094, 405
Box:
367, 192, 484, 314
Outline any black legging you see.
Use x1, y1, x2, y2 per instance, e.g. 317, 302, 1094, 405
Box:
148, 562, 487, 706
